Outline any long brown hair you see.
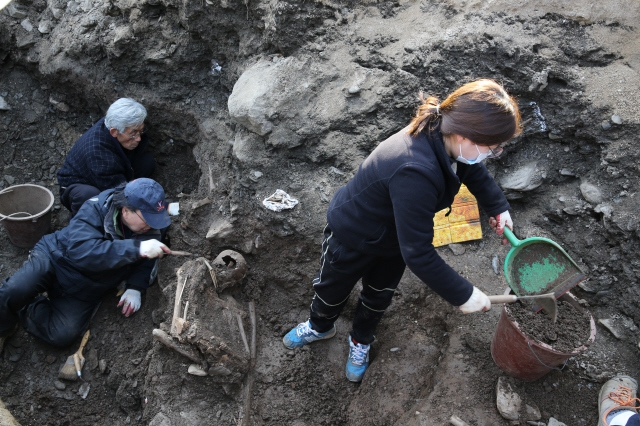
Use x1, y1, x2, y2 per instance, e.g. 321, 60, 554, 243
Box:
407, 79, 521, 146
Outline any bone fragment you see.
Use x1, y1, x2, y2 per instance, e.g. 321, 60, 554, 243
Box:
152, 329, 202, 363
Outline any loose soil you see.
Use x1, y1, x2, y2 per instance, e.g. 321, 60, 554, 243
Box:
507, 299, 593, 352
2, 1, 640, 425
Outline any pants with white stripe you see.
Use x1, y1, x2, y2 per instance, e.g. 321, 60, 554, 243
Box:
309, 226, 406, 345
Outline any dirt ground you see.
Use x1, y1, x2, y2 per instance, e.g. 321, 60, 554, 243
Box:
1, 0, 640, 425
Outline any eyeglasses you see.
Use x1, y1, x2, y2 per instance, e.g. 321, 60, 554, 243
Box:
122, 128, 146, 140
475, 144, 504, 159
487, 146, 504, 159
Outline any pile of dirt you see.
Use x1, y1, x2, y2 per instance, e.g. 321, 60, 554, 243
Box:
508, 299, 593, 352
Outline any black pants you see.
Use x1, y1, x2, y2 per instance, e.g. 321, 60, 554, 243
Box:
309, 226, 406, 345
0, 247, 100, 347
60, 151, 156, 218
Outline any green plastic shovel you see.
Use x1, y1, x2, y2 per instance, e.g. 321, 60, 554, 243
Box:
503, 227, 586, 312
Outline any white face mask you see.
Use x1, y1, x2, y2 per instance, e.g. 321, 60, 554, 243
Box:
456, 143, 490, 165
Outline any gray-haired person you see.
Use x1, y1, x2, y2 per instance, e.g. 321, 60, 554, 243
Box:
57, 98, 156, 217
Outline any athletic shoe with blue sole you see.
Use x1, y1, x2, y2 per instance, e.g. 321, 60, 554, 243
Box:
282, 320, 336, 349
345, 335, 370, 382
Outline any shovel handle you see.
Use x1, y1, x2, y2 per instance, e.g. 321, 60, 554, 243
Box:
488, 295, 518, 304
502, 227, 522, 247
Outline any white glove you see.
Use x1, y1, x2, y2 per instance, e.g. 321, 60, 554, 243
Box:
139, 239, 169, 258
489, 210, 513, 244
117, 289, 141, 317
458, 287, 491, 314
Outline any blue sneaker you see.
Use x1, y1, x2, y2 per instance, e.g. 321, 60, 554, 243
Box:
345, 335, 370, 382
282, 320, 336, 349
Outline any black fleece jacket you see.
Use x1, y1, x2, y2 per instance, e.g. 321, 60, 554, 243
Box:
326, 122, 510, 306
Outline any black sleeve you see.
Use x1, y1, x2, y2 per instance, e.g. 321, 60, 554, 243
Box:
389, 165, 474, 306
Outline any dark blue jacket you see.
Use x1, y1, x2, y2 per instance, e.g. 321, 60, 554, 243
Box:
57, 117, 149, 191
327, 123, 510, 306
36, 187, 164, 301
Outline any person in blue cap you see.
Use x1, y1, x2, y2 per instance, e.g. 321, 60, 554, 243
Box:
0, 178, 171, 351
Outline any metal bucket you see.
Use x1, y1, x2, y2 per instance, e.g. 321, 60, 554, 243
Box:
0, 184, 54, 249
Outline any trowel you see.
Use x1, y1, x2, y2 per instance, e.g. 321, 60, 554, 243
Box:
488, 292, 558, 323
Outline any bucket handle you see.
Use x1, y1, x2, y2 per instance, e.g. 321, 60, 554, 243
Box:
527, 341, 569, 371
0, 212, 33, 222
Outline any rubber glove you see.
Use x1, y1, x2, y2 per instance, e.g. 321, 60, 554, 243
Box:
117, 289, 141, 317
489, 210, 513, 245
139, 239, 170, 258
458, 287, 491, 314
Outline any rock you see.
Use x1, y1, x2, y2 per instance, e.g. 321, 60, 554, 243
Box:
598, 318, 623, 339
559, 168, 575, 176
209, 365, 232, 376
448, 243, 465, 255
206, 217, 234, 241
6, 3, 28, 19
528, 67, 550, 92
595, 204, 613, 218
78, 382, 90, 399
49, 96, 70, 112
500, 162, 542, 193
149, 412, 172, 426
492, 255, 500, 275
188, 364, 208, 376
53, 380, 66, 390
232, 128, 268, 165
0, 96, 10, 111
524, 403, 541, 421
228, 59, 278, 136
113, 26, 133, 44
20, 19, 33, 32
548, 132, 563, 140
51, 7, 64, 19
99, 359, 107, 374
390, 347, 400, 352
496, 376, 522, 421
548, 418, 567, 426
16, 34, 37, 49
4, 176, 15, 185
611, 114, 622, 124
86, 348, 99, 371
348, 85, 361, 94
601, 121, 612, 131
38, 20, 53, 33
580, 182, 603, 204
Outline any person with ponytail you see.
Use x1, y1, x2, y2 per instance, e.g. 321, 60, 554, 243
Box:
283, 79, 522, 382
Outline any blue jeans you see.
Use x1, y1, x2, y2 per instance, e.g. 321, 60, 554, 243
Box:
0, 247, 99, 347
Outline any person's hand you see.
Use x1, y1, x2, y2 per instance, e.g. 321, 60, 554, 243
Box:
489, 210, 513, 245
458, 287, 491, 314
139, 239, 170, 258
117, 289, 141, 317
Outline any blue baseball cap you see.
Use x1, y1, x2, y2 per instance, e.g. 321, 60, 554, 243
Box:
124, 178, 171, 229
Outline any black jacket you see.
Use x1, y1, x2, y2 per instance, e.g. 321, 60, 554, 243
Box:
37, 187, 165, 301
327, 123, 510, 306
57, 117, 149, 191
